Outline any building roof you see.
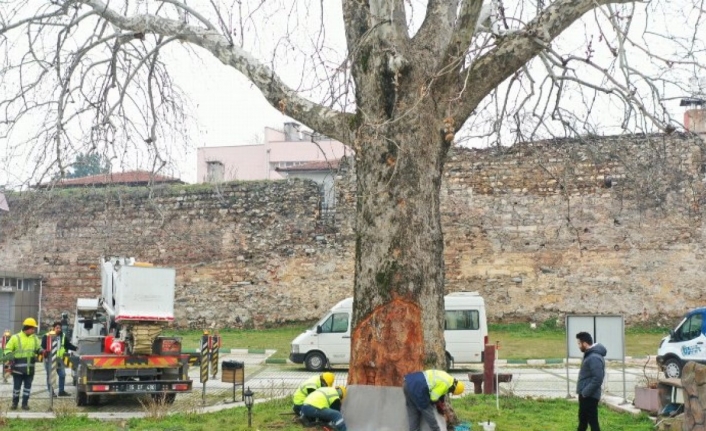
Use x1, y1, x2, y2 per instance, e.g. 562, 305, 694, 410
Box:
275, 159, 340, 172
35, 170, 183, 189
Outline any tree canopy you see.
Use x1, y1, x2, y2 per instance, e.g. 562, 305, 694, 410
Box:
1, 0, 704, 385
66, 153, 111, 178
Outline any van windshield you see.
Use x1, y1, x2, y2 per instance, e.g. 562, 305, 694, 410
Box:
316, 312, 349, 333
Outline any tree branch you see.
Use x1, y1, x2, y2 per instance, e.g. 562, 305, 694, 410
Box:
438, 0, 484, 70
413, 0, 460, 57
447, 0, 639, 128
78, 0, 353, 144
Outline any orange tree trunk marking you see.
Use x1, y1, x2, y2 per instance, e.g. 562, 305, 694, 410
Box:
349, 297, 424, 386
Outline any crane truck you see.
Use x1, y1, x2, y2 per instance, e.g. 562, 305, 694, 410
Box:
69, 257, 192, 406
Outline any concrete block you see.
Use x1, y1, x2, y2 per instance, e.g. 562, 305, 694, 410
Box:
343, 385, 445, 431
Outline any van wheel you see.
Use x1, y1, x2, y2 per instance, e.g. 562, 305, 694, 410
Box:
664, 358, 683, 379
304, 352, 327, 372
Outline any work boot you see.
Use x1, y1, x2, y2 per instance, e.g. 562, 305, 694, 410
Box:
21, 405, 29, 411
58, 391, 71, 397
10, 404, 17, 410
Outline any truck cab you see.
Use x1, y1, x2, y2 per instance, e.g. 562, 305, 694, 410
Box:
657, 307, 706, 378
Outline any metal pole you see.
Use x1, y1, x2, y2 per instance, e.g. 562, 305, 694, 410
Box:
38, 279, 43, 330
1, 330, 9, 383
200, 331, 210, 406
48, 331, 57, 411
622, 317, 627, 404
495, 341, 500, 410
211, 332, 219, 379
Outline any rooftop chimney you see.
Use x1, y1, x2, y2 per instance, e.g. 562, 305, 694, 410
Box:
283, 122, 301, 141
682, 98, 706, 133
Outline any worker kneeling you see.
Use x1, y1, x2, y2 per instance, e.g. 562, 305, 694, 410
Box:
292, 372, 335, 415
300, 385, 347, 431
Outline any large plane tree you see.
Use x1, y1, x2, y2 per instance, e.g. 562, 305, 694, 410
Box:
1, 0, 704, 385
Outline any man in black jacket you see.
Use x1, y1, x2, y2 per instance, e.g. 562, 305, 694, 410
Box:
576, 331, 607, 431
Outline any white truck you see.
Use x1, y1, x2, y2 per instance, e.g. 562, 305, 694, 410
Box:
289, 292, 488, 371
69, 257, 192, 406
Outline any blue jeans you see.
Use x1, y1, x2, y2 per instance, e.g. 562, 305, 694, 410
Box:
45, 358, 66, 393
300, 404, 347, 431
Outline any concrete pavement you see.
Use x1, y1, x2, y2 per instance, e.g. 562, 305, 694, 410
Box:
0, 352, 651, 420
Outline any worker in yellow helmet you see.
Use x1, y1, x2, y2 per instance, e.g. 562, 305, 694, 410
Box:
403, 369, 465, 431
292, 372, 335, 415
300, 385, 347, 430
3, 318, 42, 410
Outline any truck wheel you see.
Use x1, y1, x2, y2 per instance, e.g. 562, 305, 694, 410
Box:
76, 391, 87, 407
304, 352, 327, 372
664, 358, 683, 379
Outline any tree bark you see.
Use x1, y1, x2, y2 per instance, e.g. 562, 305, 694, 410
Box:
349, 107, 451, 386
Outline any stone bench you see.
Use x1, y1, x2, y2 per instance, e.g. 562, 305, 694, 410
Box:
468, 373, 513, 394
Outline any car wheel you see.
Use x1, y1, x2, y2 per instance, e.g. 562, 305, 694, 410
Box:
664, 358, 682, 379
304, 352, 327, 372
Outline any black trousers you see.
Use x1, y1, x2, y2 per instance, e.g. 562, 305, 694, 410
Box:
12, 372, 34, 406
577, 395, 600, 431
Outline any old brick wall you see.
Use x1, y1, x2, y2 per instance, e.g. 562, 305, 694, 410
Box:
1, 133, 705, 328
442, 133, 706, 325
0, 180, 354, 328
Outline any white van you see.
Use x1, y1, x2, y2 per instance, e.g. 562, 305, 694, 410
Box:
657, 307, 706, 378
289, 292, 488, 371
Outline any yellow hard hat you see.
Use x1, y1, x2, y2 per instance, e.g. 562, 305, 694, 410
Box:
23, 318, 38, 328
336, 386, 347, 400
321, 372, 335, 387
452, 380, 465, 396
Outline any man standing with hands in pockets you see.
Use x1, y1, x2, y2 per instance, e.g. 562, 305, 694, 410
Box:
576, 331, 607, 431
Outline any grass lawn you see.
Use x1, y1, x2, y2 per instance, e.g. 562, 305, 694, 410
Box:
167, 322, 670, 361
0, 395, 655, 431
488, 323, 667, 360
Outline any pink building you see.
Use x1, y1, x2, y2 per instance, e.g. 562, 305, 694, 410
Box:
196, 123, 349, 183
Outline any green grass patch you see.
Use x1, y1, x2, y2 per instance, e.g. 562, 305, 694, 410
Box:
453, 395, 654, 431
163, 324, 309, 361
0, 395, 653, 431
488, 323, 668, 360
164, 322, 669, 362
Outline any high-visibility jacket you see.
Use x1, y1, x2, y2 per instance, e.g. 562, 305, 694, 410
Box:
3, 331, 40, 374
293, 375, 323, 406
41, 331, 71, 358
424, 369, 455, 402
303, 387, 341, 410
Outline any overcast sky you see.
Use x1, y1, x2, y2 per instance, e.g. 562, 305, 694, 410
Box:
1, 0, 703, 188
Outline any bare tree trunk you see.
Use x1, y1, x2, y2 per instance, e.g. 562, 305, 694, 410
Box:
349, 110, 451, 386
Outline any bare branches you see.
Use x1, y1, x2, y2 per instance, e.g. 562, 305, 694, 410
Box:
77, 0, 351, 142
447, 0, 639, 129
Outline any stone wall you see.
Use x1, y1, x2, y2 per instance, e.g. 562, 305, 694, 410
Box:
0, 180, 354, 328
1, 132, 705, 328
442, 133, 706, 325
